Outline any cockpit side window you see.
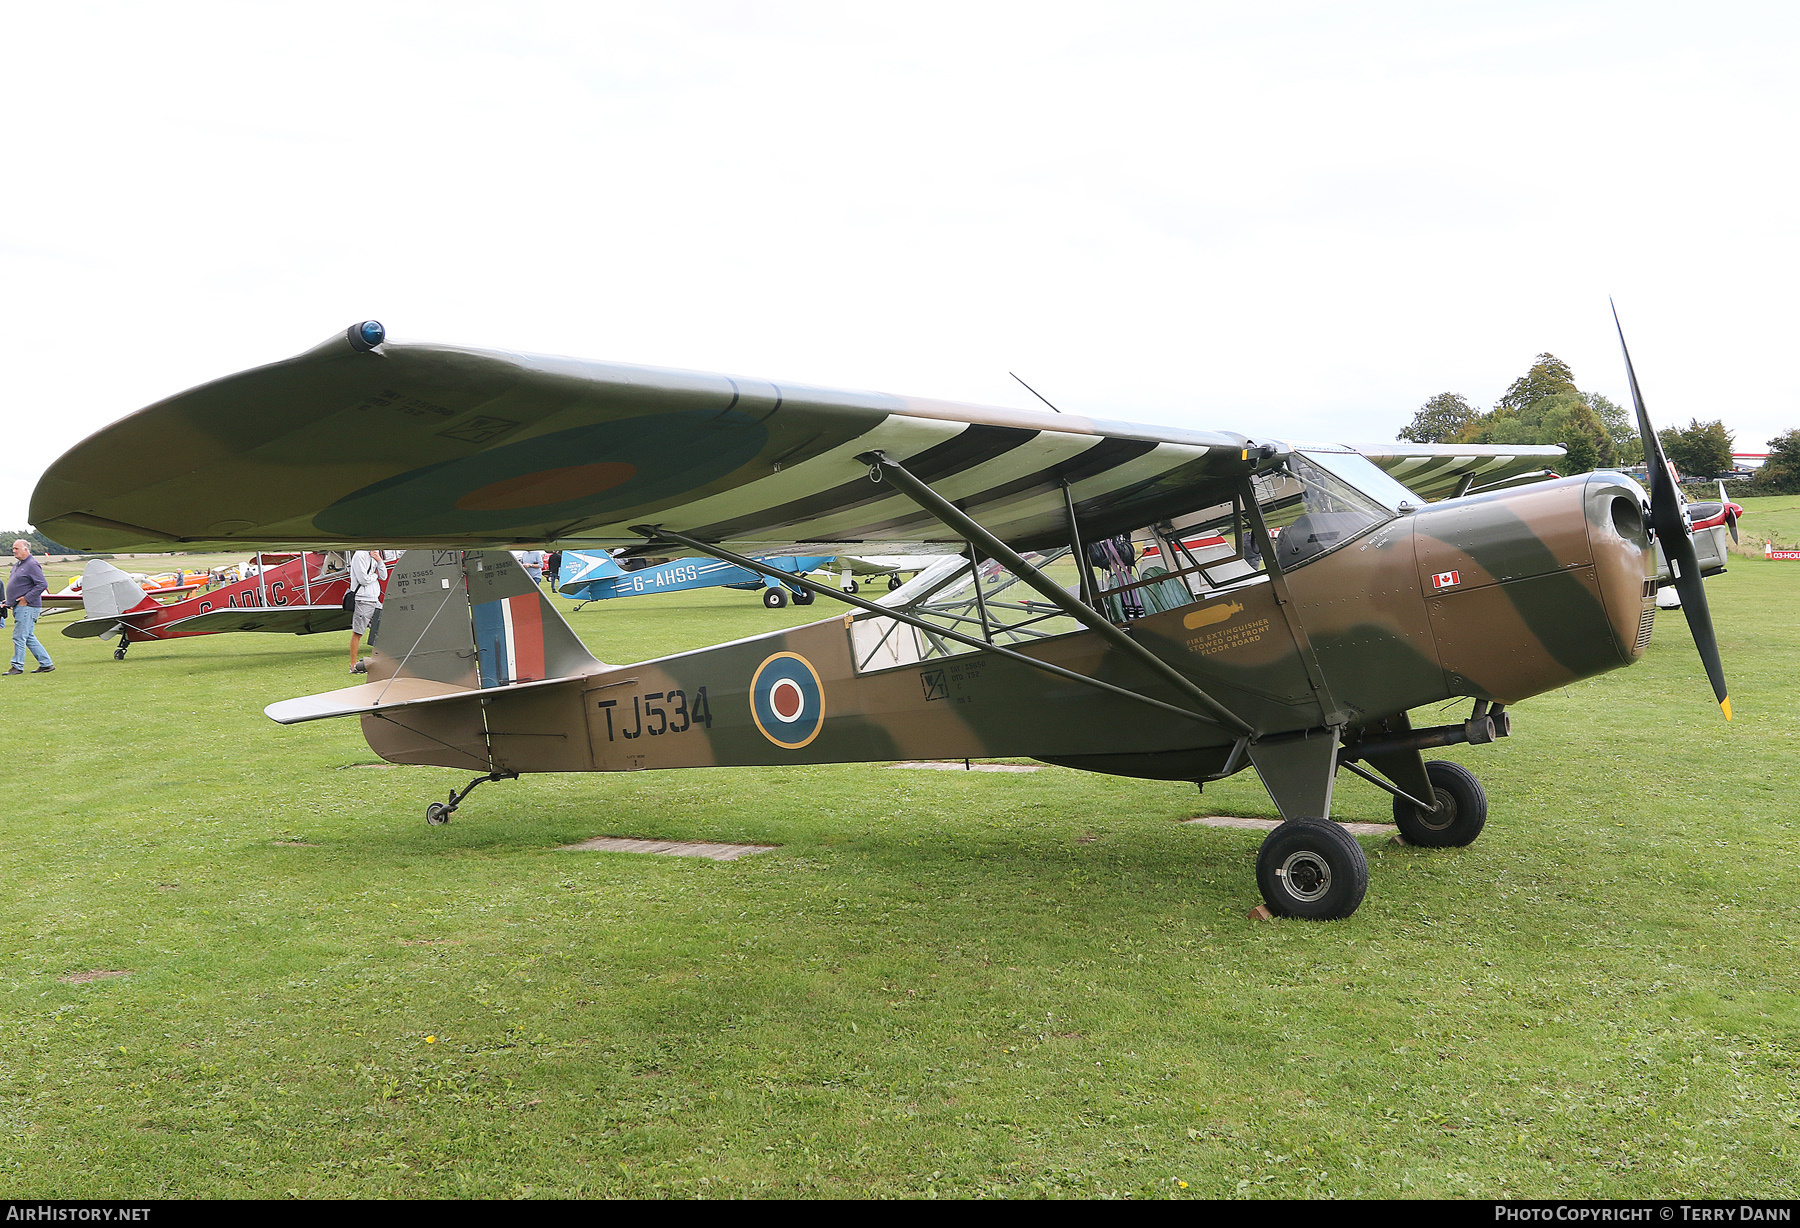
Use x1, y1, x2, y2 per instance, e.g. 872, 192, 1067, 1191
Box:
1262, 454, 1395, 570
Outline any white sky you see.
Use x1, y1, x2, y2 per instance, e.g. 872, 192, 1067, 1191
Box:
4, 0, 1796, 528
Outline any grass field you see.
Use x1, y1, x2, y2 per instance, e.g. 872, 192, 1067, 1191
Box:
1727, 493, 1800, 555
1, 531, 1796, 1199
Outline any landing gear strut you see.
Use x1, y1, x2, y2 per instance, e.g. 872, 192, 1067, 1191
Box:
425, 770, 519, 825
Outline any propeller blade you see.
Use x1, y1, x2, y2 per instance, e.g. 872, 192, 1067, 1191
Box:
1611, 302, 1732, 720
1718, 480, 1740, 544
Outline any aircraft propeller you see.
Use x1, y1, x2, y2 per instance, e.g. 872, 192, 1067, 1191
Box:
1716, 479, 1740, 544
1612, 303, 1732, 720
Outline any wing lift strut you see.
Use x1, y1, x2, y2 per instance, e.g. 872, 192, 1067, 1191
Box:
629, 451, 1255, 737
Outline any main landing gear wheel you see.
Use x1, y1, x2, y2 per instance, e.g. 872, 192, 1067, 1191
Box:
887, 575, 903, 591
791, 589, 815, 606
763, 588, 788, 609
1392, 760, 1488, 847
1255, 818, 1369, 920
425, 802, 452, 826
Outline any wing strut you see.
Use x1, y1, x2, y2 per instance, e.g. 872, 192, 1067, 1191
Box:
854, 449, 1255, 736
631, 525, 1237, 729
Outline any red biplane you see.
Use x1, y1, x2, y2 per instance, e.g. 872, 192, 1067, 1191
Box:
60, 552, 377, 660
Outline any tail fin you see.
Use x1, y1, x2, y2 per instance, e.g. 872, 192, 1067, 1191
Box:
267, 549, 603, 729
76, 559, 160, 619
371, 549, 602, 688
556, 549, 626, 595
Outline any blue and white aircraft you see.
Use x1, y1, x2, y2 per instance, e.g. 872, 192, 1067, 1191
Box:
556, 550, 838, 610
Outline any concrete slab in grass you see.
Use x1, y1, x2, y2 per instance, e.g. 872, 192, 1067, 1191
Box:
558, 837, 777, 861
1185, 815, 1396, 836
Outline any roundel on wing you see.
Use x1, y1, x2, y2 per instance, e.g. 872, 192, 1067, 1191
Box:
312, 409, 769, 537
750, 651, 824, 750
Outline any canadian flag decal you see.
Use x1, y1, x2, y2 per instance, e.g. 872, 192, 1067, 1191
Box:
1432, 570, 1460, 590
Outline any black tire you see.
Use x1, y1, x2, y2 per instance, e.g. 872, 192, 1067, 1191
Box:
113, 647, 127, 661
425, 802, 452, 826
1391, 760, 1487, 847
762, 588, 787, 609
791, 589, 815, 606
1255, 818, 1369, 920
887, 575, 903, 591
841, 580, 860, 594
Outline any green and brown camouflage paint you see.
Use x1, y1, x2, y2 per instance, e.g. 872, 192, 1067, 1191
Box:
357, 470, 1656, 796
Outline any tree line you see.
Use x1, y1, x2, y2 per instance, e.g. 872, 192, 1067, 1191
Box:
1399, 353, 1800, 493
1, 529, 73, 555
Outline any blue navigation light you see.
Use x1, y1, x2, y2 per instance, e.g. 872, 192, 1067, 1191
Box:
347, 320, 386, 351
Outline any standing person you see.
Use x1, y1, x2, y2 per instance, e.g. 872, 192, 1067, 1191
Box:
5, 539, 54, 675
544, 550, 562, 590
346, 549, 388, 675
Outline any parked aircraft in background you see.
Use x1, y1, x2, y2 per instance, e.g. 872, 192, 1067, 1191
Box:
1653, 479, 1745, 609
31, 316, 1728, 920
59, 552, 375, 659
556, 549, 837, 609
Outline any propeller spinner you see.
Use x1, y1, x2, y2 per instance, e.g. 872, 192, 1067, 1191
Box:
1612, 303, 1732, 720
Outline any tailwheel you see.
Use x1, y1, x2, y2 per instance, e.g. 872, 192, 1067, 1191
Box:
762, 588, 788, 609
1391, 760, 1488, 847
1255, 818, 1368, 920
113, 646, 128, 661
425, 802, 452, 826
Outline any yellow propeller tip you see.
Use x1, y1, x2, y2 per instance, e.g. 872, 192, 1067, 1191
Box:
1721, 698, 1733, 721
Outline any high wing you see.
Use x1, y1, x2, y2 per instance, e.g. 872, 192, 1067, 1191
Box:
1349, 443, 1567, 502
32, 325, 1272, 556
31, 325, 1571, 556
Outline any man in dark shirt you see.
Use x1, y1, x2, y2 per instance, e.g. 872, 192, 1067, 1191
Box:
6, 539, 54, 675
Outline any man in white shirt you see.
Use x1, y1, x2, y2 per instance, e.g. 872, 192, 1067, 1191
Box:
347, 550, 388, 674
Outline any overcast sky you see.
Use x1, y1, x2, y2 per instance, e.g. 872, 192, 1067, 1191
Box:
4, 0, 1796, 528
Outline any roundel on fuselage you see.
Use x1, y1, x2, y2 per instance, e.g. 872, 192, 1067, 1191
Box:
750, 651, 824, 750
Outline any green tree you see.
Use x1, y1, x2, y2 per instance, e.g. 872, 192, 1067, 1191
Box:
1, 529, 72, 555
1753, 429, 1800, 493
1495, 353, 1578, 414
1583, 391, 1642, 465
1399, 392, 1480, 443
1656, 418, 1734, 478
1456, 355, 1615, 473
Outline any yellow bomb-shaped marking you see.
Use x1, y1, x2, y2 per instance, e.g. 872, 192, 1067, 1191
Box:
1183, 601, 1244, 631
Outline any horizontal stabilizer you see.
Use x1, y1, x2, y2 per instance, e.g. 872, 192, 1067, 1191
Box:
61, 616, 128, 640
265, 673, 575, 725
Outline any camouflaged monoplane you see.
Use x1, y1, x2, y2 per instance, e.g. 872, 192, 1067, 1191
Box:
29, 318, 1729, 919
